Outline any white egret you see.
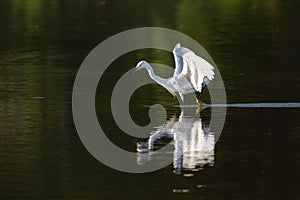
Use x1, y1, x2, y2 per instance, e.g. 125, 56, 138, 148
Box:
134, 43, 215, 106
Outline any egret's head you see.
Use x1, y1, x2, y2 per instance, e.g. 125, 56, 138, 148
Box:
134, 60, 148, 72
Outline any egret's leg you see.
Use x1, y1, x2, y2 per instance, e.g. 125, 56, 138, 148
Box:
195, 83, 208, 113
195, 91, 202, 114
196, 98, 202, 114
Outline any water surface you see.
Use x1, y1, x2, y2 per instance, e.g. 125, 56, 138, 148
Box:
1, 0, 300, 199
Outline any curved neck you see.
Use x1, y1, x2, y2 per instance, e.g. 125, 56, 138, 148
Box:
144, 64, 168, 87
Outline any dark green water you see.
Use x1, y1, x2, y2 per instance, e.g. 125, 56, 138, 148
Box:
1, 0, 300, 199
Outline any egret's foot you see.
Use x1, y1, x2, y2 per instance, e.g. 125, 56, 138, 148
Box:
196, 98, 202, 114
196, 104, 202, 114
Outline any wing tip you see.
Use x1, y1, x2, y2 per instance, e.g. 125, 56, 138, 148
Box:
173, 43, 181, 52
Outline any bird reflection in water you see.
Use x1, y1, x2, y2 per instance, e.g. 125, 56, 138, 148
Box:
137, 108, 215, 174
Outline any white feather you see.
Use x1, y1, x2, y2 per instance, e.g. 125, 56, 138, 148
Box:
135, 43, 215, 102
173, 43, 215, 93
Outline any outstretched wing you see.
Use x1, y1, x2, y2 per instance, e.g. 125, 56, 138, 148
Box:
173, 43, 215, 93
173, 43, 188, 76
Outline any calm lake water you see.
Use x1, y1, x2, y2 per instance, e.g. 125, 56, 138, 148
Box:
1, 0, 300, 199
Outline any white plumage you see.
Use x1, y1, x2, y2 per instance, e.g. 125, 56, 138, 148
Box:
135, 43, 215, 103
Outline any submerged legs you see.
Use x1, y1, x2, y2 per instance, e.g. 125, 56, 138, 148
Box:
195, 91, 202, 114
